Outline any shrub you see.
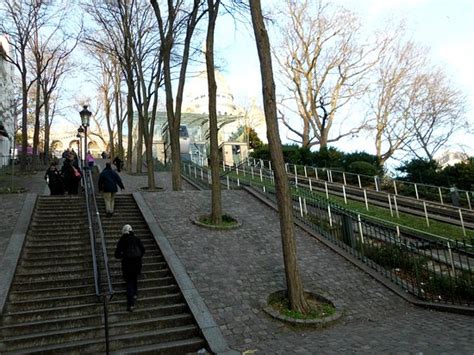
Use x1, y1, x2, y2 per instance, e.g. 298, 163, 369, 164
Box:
346, 161, 378, 176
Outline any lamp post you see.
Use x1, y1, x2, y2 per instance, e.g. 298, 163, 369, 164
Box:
76, 129, 82, 165
79, 105, 91, 168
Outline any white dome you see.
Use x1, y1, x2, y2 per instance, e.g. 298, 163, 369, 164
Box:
183, 70, 239, 116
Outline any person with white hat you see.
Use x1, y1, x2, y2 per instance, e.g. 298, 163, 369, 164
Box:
114, 224, 145, 311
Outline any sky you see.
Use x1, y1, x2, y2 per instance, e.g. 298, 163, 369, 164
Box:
54, 0, 474, 165
211, 0, 474, 161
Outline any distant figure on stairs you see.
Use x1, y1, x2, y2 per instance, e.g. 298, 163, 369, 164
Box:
114, 224, 145, 312
113, 156, 123, 172
86, 150, 95, 170
98, 162, 125, 217
61, 154, 82, 195
44, 161, 65, 195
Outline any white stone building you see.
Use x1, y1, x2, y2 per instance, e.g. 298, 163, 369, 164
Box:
0, 35, 15, 168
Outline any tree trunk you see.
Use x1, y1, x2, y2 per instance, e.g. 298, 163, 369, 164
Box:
206, 0, 222, 225
126, 80, 134, 172
43, 96, 50, 164
20, 70, 28, 171
249, 0, 309, 314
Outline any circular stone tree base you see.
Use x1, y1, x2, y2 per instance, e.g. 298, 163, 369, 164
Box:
263, 290, 342, 328
190, 213, 241, 230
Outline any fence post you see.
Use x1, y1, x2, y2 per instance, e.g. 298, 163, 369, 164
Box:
226, 176, 230, 190
326, 169, 330, 182
374, 176, 379, 191
222, 161, 225, 171
269, 161, 272, 171
439, 187, 444, 205
393, 195, 400, 218
343, 172, 347, 185
329, 170, 333, 183
342, 214, 356, 248
363, 189, 369, 211
357, 175, 362, 189
447, 241, 456, 274
303, 197, 307, 215
304, 166, 307, 178
294, 164, 298, 187
342, 185, 347, 204
260, 169, 263, 182
327, 205, 333, 227
314, 167, 319, 180
459, 209, 466, 236
200, 168, 203, 180
194, 166, 197, 179
388, 194, 393, 217
285, 163, 288, 173
237, 178, 240, 187
466, 191, 472, 210
309, 178, 312, 191
298, 196, 304, 218
251, 167, 254, 179
393, 180, 398, 195
357, 214, 365, 245
236, 166, 239, 175
414, 183, 419, 200
325, 182, 329, 199
423, 201, 429, 227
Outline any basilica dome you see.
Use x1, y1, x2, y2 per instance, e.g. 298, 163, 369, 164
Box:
183, 70, 240, 116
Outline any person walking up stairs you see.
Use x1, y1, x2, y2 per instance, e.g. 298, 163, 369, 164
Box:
98, 162, 124, 217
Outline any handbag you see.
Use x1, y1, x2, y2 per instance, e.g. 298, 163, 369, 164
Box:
72, 166, 81, 178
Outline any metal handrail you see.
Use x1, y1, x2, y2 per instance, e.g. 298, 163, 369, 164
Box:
82, 166, 113, 354
81, 164, 101, 297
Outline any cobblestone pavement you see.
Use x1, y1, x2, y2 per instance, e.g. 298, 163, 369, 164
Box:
1, 167, 473, 353
142, 190, 474, 354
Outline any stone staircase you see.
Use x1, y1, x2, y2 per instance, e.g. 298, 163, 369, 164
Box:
95, 194, 208, 353
0, 194, 209, 353
0, 195, 103, 353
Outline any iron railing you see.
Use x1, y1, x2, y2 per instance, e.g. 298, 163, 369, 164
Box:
181, 160, 474, 308
82, 165, 114, 354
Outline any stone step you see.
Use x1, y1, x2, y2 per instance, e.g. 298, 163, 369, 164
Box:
108, 284, 180, 301
20, 255, 92, 266
14, 269, 94, 284
29, 224, 86, 232
108, 268, 172, 281
1, 302, 101, 325
24, 230, 86, 238
26, 237, 87, 246
22, 249, 92, 259
11, 276, 95, 291
16, 263, 92, 275
110, 337, 206, 355
110, 276, 175, 289
23, 244, 90, 254
9, 284, 96, 301
0, 313, 102, 338
6, 293, 98, 313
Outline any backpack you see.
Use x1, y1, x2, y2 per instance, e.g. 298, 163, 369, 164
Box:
124, 236, 143, 259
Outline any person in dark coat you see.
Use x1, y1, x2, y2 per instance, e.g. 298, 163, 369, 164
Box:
114, 224, 145, 311
113, 156, 123, 172
98, 162, 124, 217
44, 161, 65, 195
61, 154, 81, 195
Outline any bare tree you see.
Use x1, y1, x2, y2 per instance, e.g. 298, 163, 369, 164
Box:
0, 0, 48, 170
369, 38, 428, 166
249, 0, 309, 313
404, 68, 467, 160
151, 0, 205, 191
275, 0, 383, 150
85, 0, 137, 172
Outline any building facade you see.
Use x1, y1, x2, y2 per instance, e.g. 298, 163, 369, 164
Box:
0, 35, 15, 168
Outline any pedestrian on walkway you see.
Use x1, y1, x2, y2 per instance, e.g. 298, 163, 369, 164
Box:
113, 156, 123, 172
114, 224, 145, 312
98, 162, 124, 217
61, 154, 81, 195
86, 150, 95, 170
44, 161, 65, 195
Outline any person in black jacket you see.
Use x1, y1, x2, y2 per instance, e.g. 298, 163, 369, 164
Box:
114, 224, 145, 311
61, 154, 81, 195
44, 161, 65, 195
98, 162, 124, 217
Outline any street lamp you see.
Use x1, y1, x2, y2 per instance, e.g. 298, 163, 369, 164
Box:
79, 105, 91, 167
76, 130, 82, 164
